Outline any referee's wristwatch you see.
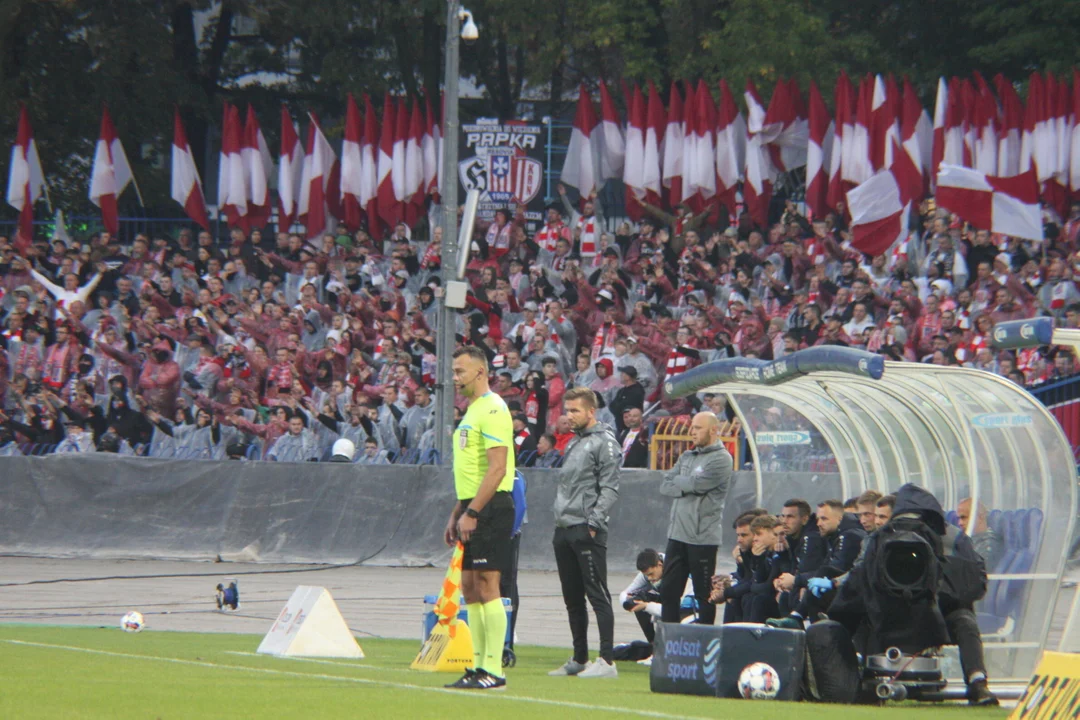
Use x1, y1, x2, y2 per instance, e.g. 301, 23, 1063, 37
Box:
465, 507, 480, 519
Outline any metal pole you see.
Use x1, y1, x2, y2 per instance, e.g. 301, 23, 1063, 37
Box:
434, 0, 461, 465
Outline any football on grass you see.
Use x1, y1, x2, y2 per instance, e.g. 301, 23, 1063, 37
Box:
120, 611, 144, 633
738, 661, 780, 699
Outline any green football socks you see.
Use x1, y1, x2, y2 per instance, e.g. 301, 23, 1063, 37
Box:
466, 602, 485, 670
482, 598, 507, 678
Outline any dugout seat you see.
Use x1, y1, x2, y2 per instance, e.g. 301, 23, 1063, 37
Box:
974, 508, 1043, 637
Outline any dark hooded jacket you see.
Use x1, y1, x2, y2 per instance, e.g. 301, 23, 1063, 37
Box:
830, 484, 954, 654
891, 485, 988, 613
794, 512, 865, 588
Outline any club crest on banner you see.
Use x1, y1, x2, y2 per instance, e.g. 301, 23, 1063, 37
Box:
458, 118, 547, 229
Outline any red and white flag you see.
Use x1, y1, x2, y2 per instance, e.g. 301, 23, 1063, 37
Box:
943, 77, 967, 168
217, 103, 247, 230
996, 74, 1023, 177
715, 78, 745, 212
1071, 69, 1080, 199
88, 105, 134, 236
846, 143, 922, 256
1019, 73, 1040, 176
1047, 73, 1071, 216
278, 106, 304, 230
298, 113, 341, 238
805, 80, 833, 218
936, 164, 1043, 241
960, 78, 977, 167
340, 93, 365, 231
597, 81, 625, 183
170, 109, 210, 231
361, 94, 382, 235
392, 97, 409, 220
847, 75, 873, 185
560, 84, 599, 197
972, 75, 999, 176
376, 93, 400, 228
900, 77, 932, 196
870, 75, 900, 171
422, 93, 439, 200
643, 81, 664, 207
6, 106, 46, 242
622, 83, 646, 219
684, 79, 716, 208
931, 77, 948, 187
762, 78, 808, 172
828, 71, 855, 211
404, 99, 426, 226
662, 81, 685, 207
243, 105, 273, 230
743, 80, 776, 228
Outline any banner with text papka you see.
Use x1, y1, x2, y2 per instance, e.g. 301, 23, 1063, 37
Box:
458, 119, 546, 233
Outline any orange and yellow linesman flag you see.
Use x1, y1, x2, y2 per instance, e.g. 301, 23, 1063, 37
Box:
411, 542, 474, 672
436, 542, 465, 637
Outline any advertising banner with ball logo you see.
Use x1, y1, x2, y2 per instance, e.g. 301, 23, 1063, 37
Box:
459, 118, 547, 231
649, 622, 806, 700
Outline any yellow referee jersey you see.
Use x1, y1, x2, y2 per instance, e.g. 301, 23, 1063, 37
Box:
453, 392, 515, 500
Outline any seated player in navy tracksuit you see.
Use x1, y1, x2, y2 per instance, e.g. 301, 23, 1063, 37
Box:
745, 515, 784, 623
766, 499, 866, 629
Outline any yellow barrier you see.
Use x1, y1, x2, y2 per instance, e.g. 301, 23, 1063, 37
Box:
649, 416, 741, 471
1010, 651, 1080, 718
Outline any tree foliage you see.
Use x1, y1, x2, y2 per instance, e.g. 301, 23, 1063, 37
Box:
0, 0, 1076, 220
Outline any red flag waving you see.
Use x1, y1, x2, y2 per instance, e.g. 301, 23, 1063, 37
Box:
171, 109, 210, 231
6, 106, 46, 243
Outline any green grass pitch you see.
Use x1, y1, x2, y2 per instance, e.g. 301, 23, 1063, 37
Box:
0, 625, 1011, 719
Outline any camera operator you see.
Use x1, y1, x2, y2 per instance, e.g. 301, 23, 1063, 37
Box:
617, 549, 695, 646
766, 499, 865, 629
657, 411, 732, 625
945, 496, 999, 706
830, 484, 997, 706
619, 549, 665, 643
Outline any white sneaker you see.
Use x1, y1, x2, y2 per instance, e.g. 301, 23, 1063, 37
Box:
578, 657, 618, 678
636, 657, 653, 666
548, 658, 587, 676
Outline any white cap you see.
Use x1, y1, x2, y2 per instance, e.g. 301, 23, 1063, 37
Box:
332, 438, 356, 461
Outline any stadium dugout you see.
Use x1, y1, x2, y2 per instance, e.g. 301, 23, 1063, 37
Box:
665, 342, 1079, 686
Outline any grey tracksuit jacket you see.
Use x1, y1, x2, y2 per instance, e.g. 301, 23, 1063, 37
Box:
659, 441, 733, 546
552, 421, 621, 532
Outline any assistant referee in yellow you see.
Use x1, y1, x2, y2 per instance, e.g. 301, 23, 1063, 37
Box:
443, 345, 516, 691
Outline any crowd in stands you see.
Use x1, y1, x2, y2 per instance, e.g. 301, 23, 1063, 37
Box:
1, 187, 1078, 463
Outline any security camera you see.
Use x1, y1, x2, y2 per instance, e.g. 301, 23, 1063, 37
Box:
459, 9, 478, 44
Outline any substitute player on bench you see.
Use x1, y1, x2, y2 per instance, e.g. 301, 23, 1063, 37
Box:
443, 346, 516, 691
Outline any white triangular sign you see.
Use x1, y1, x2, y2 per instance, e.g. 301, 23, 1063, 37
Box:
256, 586, 364, 658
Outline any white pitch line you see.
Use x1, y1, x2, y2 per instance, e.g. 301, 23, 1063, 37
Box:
4, 640, 715, 720
224, 650, 416, 674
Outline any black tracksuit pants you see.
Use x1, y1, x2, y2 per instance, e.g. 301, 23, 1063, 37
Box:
945, 607, 986, 681
553, 524, 614, 663
660, 539, 718, 625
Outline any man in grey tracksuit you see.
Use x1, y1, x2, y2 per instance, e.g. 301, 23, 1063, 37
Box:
549, 387, 621, 678
658, 412, 733, 625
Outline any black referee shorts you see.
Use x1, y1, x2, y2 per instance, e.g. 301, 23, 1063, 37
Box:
460, 491, 515, 574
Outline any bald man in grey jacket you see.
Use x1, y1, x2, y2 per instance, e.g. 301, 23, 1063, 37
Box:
658, 412, 733, 625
